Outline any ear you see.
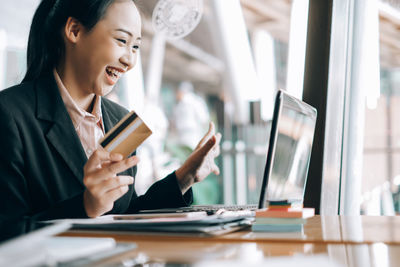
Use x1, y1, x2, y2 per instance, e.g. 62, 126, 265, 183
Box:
64, 17, 84, 44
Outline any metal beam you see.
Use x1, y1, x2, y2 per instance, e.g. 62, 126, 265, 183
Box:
302, 0, 333, 214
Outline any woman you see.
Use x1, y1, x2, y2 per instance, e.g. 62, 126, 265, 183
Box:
0, 0, 221, 223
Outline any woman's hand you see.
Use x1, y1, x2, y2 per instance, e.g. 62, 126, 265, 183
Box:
175, 122, 221, 194
83, 149, 139, 218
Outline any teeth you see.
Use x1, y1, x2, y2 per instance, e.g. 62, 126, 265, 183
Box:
106, 67, 122, 79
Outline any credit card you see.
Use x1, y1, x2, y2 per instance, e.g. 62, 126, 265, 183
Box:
99, 111, 152, 158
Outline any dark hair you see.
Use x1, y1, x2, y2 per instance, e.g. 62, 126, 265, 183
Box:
23, 0, 133, 83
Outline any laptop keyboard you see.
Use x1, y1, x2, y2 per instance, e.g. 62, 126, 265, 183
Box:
139, 204, 258, 216
186, 204, 258, 212
183, 205, 257, 216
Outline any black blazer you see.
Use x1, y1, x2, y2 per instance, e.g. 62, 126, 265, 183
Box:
0, 73, 192, 223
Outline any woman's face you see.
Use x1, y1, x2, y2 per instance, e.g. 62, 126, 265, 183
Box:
71, 0, 141, 96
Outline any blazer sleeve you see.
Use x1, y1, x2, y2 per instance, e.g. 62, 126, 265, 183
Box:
126, 171, 193, 213
0, 104, 88, 223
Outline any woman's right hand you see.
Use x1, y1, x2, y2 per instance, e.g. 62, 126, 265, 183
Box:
82, 149, 139, 218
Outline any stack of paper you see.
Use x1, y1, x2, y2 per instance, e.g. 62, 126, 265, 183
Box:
0, 223, 135, 266
252, 201, 314, 232
48, 212, 254, 236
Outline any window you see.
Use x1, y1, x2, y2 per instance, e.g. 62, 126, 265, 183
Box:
361, 1, 400, 215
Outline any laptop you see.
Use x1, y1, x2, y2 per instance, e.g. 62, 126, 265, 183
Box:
140, 90, 317, 214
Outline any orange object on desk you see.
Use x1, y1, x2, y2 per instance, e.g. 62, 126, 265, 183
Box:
255, 207, 315, 219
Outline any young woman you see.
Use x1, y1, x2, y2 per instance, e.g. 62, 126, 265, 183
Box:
0, 0, 221, 224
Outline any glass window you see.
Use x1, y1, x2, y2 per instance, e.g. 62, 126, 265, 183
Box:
127, 0, 310, 205
0, 1, 40, 89
361, 0, 400, 215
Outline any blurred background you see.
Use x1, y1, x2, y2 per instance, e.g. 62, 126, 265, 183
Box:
1, 0, 400, 215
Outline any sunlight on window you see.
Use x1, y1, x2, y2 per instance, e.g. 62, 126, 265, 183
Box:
286, 0, 309, 99
253, 30, 276, 121
0, 29, 7, 89
363, 0, 380, 110
213, 0, 260, 103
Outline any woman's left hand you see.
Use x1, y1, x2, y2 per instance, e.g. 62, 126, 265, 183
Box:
175, 122, 221, 194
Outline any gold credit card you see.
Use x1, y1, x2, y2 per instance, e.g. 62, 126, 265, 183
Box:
99, 111, 152, 158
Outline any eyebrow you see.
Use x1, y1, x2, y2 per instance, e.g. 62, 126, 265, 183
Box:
115, 29, 141, 40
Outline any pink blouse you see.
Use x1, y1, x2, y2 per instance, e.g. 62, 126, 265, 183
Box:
53, 70, 104, 158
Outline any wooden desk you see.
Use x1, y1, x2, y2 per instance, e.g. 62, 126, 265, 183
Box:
222, 215, 400, 244
66, 215, 400, 244
62, 238, 400, 266
63, 215, 400, 266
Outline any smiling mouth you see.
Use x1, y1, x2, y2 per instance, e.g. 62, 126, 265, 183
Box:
105, 67, 123, 80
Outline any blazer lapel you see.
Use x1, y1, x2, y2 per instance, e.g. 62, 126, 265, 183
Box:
101, 100, 119, 133
35, 74, 87, 186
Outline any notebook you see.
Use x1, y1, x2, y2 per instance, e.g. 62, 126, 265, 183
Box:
0, 223, 71, 266
140, 90, 317, 214
0, 222, 136, 266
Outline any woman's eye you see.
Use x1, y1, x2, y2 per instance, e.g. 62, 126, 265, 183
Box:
117, 38, 127, 44
133, 45, 140, 50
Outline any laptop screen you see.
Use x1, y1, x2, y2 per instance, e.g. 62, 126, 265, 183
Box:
258, 90, 317, 208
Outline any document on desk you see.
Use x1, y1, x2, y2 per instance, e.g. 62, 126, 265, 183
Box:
0, 222, 136, 267
47, 212, 254, 236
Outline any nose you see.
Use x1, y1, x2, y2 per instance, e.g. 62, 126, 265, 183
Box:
120, 49, 136, 71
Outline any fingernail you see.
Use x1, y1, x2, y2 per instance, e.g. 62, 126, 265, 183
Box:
111, 153, 123, 161
129, 156, 138, 163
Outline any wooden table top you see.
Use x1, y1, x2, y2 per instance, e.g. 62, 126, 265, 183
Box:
64, 215, 400, 245
221, 215, 400, 244
62, 238, 400, 266
61, 215, 400, 266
